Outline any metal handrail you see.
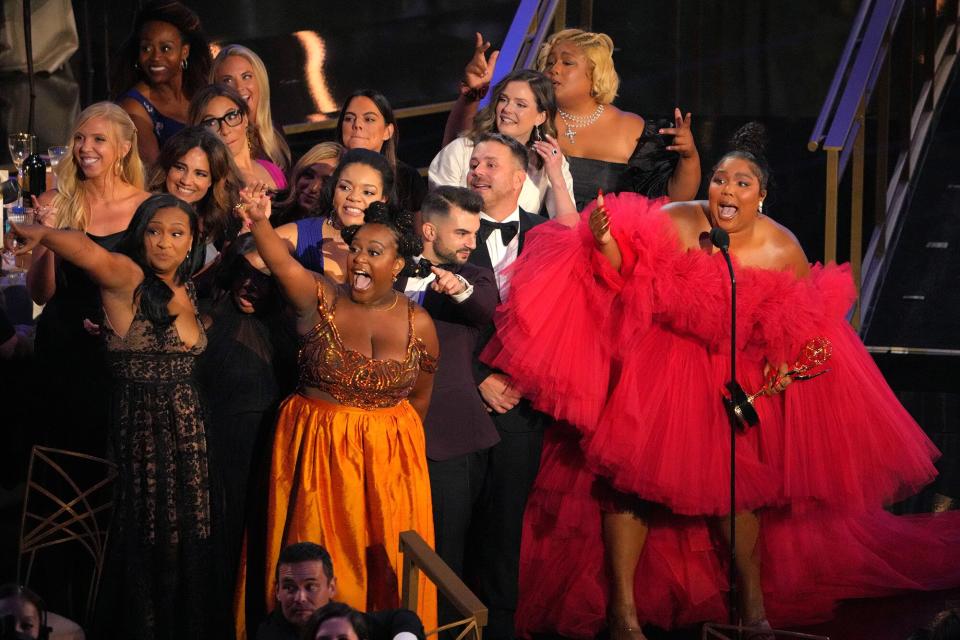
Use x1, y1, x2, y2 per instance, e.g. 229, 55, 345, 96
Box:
808, 0, 960, 331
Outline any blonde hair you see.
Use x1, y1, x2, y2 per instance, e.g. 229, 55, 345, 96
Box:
54, 102, 145, 230
536, 28, 619, 105
211, 45, 291, 170
273, 141, 344, 214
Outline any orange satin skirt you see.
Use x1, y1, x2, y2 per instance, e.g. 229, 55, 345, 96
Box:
234, 393, 436, 638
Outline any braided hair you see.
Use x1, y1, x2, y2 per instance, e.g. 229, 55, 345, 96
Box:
715, 121, 772, 192
340, 201, 429, 278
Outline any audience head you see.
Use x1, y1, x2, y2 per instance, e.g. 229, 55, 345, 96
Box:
320, 148, 395, 229
341, 201, 424, 300
275, 142, 345, 221
211, 44, 291, 169
536, 28, 619, 106
470, 69, 558, 149
54, 102, 145, 230
113, 0, 211, 98
708, 122, 769, 234
274, 542, 337, 628
0, 584, 47, 640
420, 186, 483, 266
148, 126, 242, 244
303, 602, 370, 640
215, 233, 278, 315
467, 132, 528, 216
189, 84, 257, 160
927, 608, 960, 640
335, 90, 399, 170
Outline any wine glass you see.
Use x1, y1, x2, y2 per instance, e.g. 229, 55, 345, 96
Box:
48, 145, 68, 189
7, 133, 35, 207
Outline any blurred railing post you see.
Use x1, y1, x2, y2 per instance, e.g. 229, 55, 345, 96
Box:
809, 0, 960, 332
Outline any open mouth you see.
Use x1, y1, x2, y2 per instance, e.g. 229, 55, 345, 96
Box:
352, 269, 372, 291
718, 204, 738, 220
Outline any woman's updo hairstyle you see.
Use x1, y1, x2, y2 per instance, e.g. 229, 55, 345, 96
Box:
717, 121, 771, 192
340, 201, 427, 278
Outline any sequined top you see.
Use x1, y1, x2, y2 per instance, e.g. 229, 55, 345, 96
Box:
299, 286, 438, 409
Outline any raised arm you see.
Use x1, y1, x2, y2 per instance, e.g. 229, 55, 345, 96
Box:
25, 193, 60, 304
589, 191, 622, 271
8, 221, 140, 293
237, 186, 326, 323
407, 307, 440, 420
661, 108, 702, 201
533, 134, 577, 218
441, 32, 499, 147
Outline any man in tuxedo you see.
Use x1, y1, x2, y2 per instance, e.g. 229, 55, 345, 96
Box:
256, 542, 424, 640
396, 186, 499, 633
466, 132, 548, 640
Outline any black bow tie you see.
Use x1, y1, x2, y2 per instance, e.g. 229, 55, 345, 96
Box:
411, 257, 458, 278
479, 219, 520, 246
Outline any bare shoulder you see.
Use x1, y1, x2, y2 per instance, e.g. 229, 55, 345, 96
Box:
761, 216, 810, 276
662, 200, 708, 249
609, 106, 646, 137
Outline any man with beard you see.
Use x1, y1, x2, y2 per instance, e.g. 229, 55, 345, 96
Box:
256, 542, 424, 640
396, 186, 500, 635
466, 133, 548, 640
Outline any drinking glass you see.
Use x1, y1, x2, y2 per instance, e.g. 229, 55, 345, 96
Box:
47, 145, 68, 189
7, 133, 35, 208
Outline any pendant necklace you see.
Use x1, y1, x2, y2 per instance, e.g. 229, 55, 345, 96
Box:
558, 103, 605, 143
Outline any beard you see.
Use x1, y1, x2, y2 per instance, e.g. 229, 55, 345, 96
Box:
433, 237, 469, 265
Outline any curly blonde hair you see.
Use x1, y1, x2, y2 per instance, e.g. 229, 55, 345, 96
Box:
54, 102, 145, 230
536, 28, 619, 105
211, 45, 291, 170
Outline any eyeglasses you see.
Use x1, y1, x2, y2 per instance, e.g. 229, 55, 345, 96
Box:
199, 109, 243, 132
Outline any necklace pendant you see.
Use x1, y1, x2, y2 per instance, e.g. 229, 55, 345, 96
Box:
564, 127, 576, 143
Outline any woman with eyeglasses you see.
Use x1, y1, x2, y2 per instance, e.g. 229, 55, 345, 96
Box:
188, 83, 287, 191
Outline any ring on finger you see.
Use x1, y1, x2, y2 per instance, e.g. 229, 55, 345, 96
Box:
551, 149, 558, 156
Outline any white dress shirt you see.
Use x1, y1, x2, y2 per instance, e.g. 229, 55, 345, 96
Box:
429, 136, 575, 218
480, 208, 521, 299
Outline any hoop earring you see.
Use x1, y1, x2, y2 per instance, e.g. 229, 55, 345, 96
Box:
181, 58, 188, 70
114, 159, 122, 176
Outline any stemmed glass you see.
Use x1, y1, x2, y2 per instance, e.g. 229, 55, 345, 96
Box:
48, 146, 68, 189
7, 133, 35, 208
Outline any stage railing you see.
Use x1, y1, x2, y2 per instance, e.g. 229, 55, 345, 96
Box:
399, 530, 487, 640
808, 0, 960, 330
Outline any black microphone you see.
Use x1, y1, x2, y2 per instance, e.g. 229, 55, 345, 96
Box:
709, 227, 730, 252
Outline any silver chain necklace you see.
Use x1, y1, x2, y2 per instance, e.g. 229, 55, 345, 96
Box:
558, 104, 605, 143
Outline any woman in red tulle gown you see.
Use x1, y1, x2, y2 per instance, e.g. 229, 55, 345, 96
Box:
482, 124, 960, 638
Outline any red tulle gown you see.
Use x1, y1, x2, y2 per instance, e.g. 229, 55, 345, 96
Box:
482, 193, 960, 637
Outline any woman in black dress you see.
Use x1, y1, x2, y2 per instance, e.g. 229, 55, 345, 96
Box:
9, 194, 213, 639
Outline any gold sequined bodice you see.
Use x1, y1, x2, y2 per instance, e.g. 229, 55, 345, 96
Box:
298, 286, 438, 409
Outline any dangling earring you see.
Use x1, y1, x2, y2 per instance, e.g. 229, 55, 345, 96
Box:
181, 58, 188, 70
533, 125, 542, 142
758, 200, 765, 215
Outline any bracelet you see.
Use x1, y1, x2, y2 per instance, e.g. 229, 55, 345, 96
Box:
459, 81, 489, 102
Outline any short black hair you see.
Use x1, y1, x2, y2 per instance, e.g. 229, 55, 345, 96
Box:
474, 132, 528, 172
421, 186, 483, 224
302, 602, 370, 640
275, 542, 334, 582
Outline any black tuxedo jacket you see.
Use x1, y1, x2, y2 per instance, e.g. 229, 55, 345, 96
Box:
395, 261, 500, 461
469, 208, 549, 433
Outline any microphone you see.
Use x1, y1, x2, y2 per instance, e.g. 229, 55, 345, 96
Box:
709, 227, 730, 252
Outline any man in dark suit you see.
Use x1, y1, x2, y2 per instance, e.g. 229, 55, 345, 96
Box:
256, 542, 424, 640
396, 185, 500, 634
465, 132, 549, 640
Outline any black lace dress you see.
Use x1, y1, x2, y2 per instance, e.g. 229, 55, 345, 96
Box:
98, 286, 214, 639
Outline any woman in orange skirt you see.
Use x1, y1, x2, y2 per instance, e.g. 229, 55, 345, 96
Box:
234, 184, 439, 638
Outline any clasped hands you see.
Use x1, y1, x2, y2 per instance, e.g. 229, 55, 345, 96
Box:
479, 372, 522, 414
